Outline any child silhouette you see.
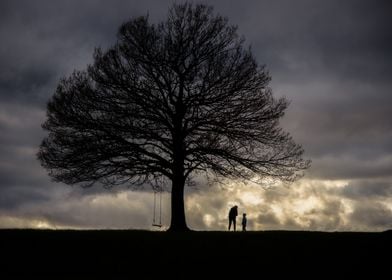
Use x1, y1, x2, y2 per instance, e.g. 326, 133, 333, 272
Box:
242, 213, 247, 231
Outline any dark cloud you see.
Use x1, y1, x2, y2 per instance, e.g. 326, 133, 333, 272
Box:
0, 0, 391, 230
308, 156, 392, 180
0, 186, 49, 210
350, 202, 392, 229
225, 0, 392, 182
339, 180, 392, 200
0, 0, 169, 106
240, 0, 392, 82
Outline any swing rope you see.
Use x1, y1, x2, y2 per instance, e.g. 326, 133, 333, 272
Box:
159, 187, 162, 225
152, 187, 162, 227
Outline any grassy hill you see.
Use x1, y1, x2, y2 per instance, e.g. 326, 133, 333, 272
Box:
1, 229, 390, 277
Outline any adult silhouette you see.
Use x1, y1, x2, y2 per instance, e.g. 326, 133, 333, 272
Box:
228, 205, 238, 231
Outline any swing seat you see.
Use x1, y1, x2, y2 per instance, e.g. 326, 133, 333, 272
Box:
152, 223, 162, 228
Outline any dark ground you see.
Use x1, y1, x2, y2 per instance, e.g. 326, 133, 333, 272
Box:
1, 229, 391, 278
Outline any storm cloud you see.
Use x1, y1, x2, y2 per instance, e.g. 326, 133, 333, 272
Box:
0, 0, 391, 231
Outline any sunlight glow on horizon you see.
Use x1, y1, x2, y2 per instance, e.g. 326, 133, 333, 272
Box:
1, 178, 390, 231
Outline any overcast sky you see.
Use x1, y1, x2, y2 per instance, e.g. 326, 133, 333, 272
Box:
1, 0, 391, 231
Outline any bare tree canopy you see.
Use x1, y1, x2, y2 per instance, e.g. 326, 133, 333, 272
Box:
38, 3, 310, 231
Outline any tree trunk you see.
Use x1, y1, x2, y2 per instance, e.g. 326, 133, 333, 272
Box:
168, 175, 190, 231
168, 90, 190, 232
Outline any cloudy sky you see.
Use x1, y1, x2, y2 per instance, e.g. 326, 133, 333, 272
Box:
1, 0, 391, 231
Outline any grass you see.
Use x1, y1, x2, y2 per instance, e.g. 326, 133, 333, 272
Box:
1, 229, 390, 277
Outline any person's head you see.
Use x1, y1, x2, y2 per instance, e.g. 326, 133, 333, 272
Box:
234, 205, 238, 209
243, 213, 246, 217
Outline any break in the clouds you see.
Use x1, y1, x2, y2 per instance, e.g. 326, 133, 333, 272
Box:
0, 0, 391, 231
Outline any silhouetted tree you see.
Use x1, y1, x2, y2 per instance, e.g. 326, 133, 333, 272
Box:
38, 3, 309, 231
